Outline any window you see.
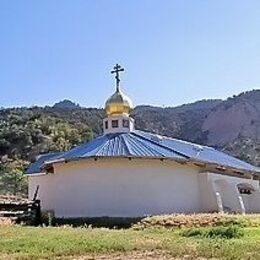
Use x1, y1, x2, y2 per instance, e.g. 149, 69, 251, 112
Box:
105, 121, 108, 129
46, 166, 54, 174
237, 183, 255, 195
123, 119, 129, 128
239, 188, 252, 195
112, 120, 119, 128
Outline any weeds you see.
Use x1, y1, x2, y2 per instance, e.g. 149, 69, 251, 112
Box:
206, 225, 244, 239
134, 213, 260, 229
0, 215, 259, 259
182, 225, 244, 239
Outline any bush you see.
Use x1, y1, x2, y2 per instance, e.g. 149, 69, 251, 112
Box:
133, 213, 260, 230
182, 226, 244, 239
182, 228, 204, 237
206, 226, 244, 239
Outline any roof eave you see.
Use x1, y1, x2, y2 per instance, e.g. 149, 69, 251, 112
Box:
39, 155, 259, 179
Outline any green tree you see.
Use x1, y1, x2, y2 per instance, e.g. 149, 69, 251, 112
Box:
0, 159, 28, 196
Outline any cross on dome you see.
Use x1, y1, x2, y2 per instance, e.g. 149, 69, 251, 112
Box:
111, 64, 124, 92
105, 64, 132, 117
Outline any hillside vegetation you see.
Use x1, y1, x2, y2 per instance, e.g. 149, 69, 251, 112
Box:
0, 90, 259, 195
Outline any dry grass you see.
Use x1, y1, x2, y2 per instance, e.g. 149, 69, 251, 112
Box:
0, 225, 259, 259
133, 213, 260, 229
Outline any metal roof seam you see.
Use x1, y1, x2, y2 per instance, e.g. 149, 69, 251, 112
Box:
112, 136, 118, 155
128, 133, 166, 157
121, 134, 131, 156
95, 136, 111, 156
129, 133, 163, 156
128, 134, 154, 156
124, 135, 146, 156
137, 129, 212, 150
122, 134, 135, 155
67, 138, 102, 157
132, 131, 190, 159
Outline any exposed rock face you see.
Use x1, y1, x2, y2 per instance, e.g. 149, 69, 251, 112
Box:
202, 90, 260, 146
223, 137, 260, 167
53, 99, 80, 109
134, 90, 260, 166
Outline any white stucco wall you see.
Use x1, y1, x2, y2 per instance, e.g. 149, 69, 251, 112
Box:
246, 191, 260, 213
28, 159, 260, 217
198, 172, 219, 212
28, 158, 203, 218
207, 173, 260, 213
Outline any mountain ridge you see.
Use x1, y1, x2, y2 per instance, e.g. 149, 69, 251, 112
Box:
0, 89, 259, 194
0, 90, 260, 194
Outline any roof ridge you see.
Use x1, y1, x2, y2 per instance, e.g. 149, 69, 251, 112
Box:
120, 134, 132, 155
124, 134, 149, 156
94, 135, 111, 156
128, 133, 166, 157
132, 131, 190, 159
135, 129, 213, 150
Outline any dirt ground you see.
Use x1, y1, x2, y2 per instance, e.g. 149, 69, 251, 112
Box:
70, 251, 207, 260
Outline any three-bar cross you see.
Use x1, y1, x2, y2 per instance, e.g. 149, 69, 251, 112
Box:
111, 64, 124, 92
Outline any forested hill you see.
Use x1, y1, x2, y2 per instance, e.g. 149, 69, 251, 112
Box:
0, 90, 259, 195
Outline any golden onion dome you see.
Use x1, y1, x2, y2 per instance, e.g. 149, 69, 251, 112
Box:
105, 89, 133, 116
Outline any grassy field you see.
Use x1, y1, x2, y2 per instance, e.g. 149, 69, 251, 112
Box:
0, 225, 260, 260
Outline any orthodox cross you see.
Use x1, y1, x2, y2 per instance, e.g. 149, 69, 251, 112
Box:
111, 64, 124, 92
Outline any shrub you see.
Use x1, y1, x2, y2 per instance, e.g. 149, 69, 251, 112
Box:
133, 213, 260, 230
182, 228, 204, 237
182, 226, 244, 239
206, 226, 244, 239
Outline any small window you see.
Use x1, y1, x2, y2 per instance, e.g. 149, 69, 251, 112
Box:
239, 188, 252, 195
237, 183, 255, 195
105, 121, 108, 129
46, 166, 54, 174
123, 119, 129, 128
112, 120, 119, 128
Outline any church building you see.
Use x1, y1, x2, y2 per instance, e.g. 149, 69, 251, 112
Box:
27, 65, 260, 218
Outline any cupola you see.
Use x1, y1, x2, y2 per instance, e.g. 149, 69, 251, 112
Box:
105, 89, 132, 116
103, 64, 135, 134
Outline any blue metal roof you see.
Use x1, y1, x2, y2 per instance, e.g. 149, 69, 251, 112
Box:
26, 130, 260, 174
46, 132, 187, 160
134, 130, 259, 173
26, 152, 63, 174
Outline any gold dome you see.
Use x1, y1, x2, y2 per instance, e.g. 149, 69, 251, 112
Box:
105, 89, 133, 116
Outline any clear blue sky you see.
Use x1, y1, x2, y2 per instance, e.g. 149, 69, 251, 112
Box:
0, 1, 259, 108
